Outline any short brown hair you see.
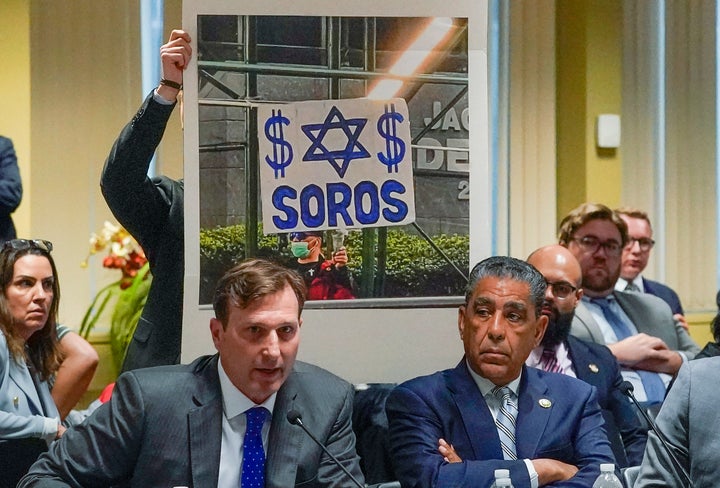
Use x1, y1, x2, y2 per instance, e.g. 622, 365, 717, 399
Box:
558, 202, 629, 247
615, 207, 652, 231
212, 258, 306, 326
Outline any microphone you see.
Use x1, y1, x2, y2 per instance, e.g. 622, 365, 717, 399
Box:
619, 381, 693, 487
287, 410, 365, 488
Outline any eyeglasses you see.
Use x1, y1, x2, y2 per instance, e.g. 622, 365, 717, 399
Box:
2, 239, 53, 253
571, 236, 622, 257
546, 281, 578, 299
625, 237, 655, 252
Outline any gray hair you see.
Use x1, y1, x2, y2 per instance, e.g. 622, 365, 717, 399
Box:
465, 256, 547, 317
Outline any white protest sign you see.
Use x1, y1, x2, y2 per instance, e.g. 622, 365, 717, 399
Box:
258, 98, 415, 234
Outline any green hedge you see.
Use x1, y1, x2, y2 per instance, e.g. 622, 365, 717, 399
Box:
199, 224, 469, 302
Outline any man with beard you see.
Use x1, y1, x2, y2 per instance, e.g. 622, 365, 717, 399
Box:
526, 245, 646, 467
558, 203, 699, 408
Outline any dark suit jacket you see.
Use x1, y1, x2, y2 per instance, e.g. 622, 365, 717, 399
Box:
100, 92, 184, 372
571, 291, 699, 359
0, 136, 23, 243
18, 356, 364, 487
643, 278, 684, 316
565, 335, 646, 466
386, 361, 614, 488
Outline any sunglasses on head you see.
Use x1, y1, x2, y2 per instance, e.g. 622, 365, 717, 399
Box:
3, 239, 53, 253
289, 232, 320, 240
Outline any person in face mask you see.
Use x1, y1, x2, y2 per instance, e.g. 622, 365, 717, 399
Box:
289, 231, 355, 300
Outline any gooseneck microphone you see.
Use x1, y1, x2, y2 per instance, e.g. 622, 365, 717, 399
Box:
286, 410, 365, 488
619, 381, 693, 487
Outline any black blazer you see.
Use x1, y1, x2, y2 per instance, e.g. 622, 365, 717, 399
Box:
100, 92, 184, 372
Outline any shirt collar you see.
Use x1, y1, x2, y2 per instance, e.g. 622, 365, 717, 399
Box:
465, 358, 522, 397
217, 358, 277, 420
615, 275, 644, 292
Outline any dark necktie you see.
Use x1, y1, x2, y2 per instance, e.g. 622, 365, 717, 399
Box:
591, 297, 666, 404
491, 386, 518, 460
241, 407, 268, 488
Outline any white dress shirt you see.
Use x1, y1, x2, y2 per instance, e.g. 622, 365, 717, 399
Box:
466, 362, 539, 488
216, 359, 277, 488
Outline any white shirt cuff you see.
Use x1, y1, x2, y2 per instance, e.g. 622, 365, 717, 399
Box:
41, 416, 59, 446
524, 459, 539, 488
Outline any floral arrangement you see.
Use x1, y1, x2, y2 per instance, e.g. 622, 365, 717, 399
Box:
80, 221, 152, 373
82, 221, 147, 288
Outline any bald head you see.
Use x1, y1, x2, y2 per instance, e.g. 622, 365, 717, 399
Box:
527, 244, 582, 289
527, 245, 583, 348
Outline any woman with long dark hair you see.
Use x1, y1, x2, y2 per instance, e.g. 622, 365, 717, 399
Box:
0, 239, 64, 487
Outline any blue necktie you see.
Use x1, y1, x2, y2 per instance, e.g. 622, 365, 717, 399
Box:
591, 297, 666, 404
491, 386, 518, 460
241, 407, 268, 488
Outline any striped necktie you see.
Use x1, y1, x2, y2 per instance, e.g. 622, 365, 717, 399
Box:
540, 347, 563, 374
491, 386, 518, 460
241, 407, 268, 488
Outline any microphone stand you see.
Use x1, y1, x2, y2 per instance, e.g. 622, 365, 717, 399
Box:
620, 382, 693, 488
287, 411, 366, 488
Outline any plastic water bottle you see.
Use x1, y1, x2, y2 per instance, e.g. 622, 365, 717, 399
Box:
592, 463, 623, 488
491, 469, 514, 488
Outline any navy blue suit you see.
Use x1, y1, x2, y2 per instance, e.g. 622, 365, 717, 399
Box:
643, 279, 684, 316
565, 336, 647, 466
386, 360, 614, 488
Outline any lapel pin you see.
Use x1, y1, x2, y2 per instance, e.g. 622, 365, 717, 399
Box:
588, 364, 599, 374
538, 398, 552, 408
13, 396, 19, 407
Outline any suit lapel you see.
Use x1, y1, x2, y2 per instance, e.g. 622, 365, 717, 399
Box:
8, 360, 44, 415
515, 367, 552, 458
573, 301, 606, 343
613, 291, 643, 332
266, 372, 303, 488
446, 361, 503, 460
188, 356, 223, 487
566, 337, 591, 383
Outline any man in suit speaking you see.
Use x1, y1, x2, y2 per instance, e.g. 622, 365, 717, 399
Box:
386, 256, 614, 488
19, 258, 364, 487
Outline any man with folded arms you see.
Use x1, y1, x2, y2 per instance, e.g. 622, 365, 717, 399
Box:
386, 256, 614, 488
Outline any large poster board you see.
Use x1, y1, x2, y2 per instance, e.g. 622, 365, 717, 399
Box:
182, 0, 489, 383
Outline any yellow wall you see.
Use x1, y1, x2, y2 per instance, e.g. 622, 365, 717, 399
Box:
556, 0, 623, 221
0, 0, 31, 238
25, 0, 183, 332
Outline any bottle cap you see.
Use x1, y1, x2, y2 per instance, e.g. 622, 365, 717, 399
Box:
600, 463, 615, 472
494, 469, 510, 479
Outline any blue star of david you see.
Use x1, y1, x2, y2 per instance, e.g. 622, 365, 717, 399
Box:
301, 106, 370, 177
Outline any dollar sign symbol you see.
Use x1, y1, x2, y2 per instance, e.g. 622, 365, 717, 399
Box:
264, 109, 293, 178
377, 103, 406, 173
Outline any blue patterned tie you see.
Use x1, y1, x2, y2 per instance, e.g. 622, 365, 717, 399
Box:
241, 407, 268, 488
591, 297, 666, 404
491, 386, 518, 460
